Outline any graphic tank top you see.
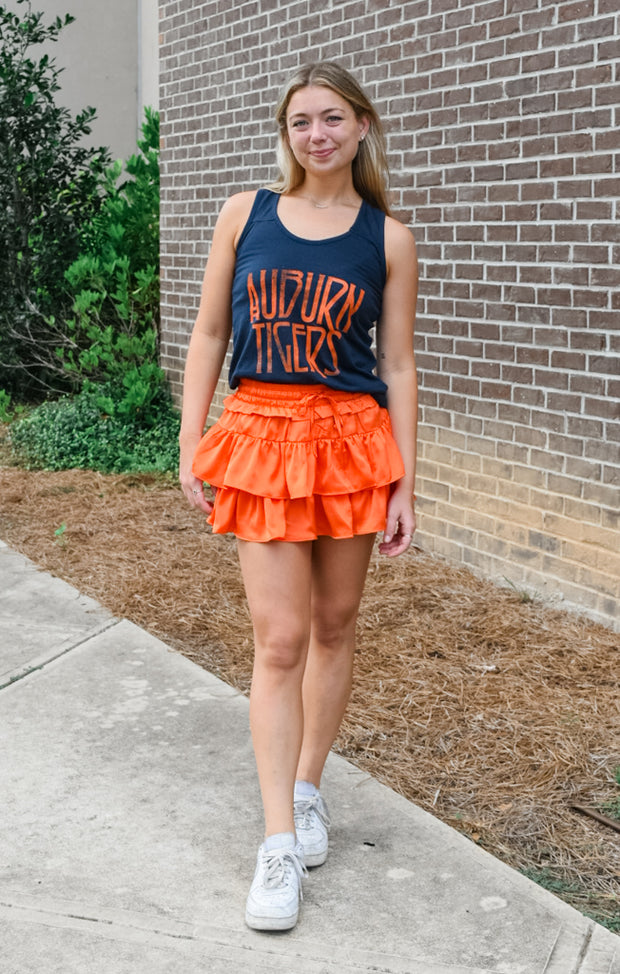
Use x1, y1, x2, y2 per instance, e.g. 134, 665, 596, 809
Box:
228, 188, 388, 407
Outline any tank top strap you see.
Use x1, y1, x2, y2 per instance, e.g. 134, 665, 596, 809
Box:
351, 200, 387, 281
252, 187, 278, 219
236, 188, 277, 251
355, 199, 385, 237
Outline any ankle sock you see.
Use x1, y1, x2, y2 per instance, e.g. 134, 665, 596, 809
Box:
294, 779, 319, 798
263, 831, 296, 853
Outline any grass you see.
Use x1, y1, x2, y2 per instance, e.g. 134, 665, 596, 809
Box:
600, 767, 620, 823
522, 867, 620, 933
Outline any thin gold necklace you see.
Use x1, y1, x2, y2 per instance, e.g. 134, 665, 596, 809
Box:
300, 195, 359, 209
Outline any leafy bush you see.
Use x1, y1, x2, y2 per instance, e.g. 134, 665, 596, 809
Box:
10, 384, 180, 474
76, 106, 159, 275
0, 1, 110, 397
55, 107, 162, 419
8, 107, 170, 475
0, 389, 15, 422
2, 6, 170, 473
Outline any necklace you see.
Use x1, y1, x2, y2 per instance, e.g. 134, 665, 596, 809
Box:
300, 195, 359, 209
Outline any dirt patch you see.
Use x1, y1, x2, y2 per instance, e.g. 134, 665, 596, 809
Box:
1, 465, 618, 926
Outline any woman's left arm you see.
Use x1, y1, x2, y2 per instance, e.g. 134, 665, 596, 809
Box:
377, 216, 419, 557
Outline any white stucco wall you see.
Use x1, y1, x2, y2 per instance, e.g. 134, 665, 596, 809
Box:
4, 0, 158, 160
138, 0, 160, 126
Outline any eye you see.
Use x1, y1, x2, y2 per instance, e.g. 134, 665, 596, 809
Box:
326, 115, 343, 123
290, 119, 308, 129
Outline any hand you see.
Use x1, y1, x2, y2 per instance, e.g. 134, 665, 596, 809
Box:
179, 447, 216, 515
378, 483, 416, 558
181, 475, 216, 515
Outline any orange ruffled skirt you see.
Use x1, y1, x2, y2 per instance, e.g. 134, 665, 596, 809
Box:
192, 380, 404, 543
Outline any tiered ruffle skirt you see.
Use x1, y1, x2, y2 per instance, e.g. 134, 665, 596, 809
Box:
192, 380, 404, 542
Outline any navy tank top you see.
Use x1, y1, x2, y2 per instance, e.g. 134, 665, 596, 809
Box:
228, 188, 388, 407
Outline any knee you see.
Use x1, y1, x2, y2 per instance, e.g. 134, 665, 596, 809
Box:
254, 625, 308, 672
311, 604, 357, 652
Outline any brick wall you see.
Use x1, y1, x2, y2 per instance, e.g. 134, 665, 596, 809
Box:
159, 0, 620, 629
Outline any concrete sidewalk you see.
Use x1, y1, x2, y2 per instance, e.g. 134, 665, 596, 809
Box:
0, 540, 618, 974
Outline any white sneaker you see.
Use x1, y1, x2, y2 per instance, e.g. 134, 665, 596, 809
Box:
294, 787, 331, 867
245, 834, 306, 931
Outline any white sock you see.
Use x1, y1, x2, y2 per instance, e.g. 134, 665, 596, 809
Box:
294, 779, 319, 798
263, 831, 296, 853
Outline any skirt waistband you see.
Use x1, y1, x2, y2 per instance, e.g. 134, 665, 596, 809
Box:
235, 379, 371, 404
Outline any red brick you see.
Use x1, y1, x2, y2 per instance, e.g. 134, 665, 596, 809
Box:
534, 369, 570, 390
576, 154, 614, 174
578, 16, 616, 41
598, 38, 620, 61
558, 0, 595, 21
505, 32, 539, 55
557, 87, 594, 111
570, 331, 606, 351
558, 42, 594, 67
522, 51, 556, 73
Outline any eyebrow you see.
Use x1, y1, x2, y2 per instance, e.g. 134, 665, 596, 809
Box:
288, 107, 346, 120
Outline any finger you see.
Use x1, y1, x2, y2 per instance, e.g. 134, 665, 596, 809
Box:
379, 532, 412, 557
383, 516, 398, 545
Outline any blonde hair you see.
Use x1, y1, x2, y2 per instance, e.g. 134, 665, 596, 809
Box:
270, 61, 392, 216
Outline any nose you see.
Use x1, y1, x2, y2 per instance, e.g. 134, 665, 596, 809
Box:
308, 119, 326, 142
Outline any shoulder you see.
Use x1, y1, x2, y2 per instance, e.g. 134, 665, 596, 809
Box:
212, 190, 263, 250
384, 215, 416, 253
220, 189, 261, 216
384, 215, 417, 275
217, 189, 258, 228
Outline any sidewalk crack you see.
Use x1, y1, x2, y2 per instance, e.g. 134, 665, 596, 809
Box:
0, 618, 121, 690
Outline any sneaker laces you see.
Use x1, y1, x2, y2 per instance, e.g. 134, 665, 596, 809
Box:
262, 848, 307, 893
294, 794, 331, 831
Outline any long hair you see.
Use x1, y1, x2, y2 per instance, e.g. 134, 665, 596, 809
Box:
270, 62, 392, 216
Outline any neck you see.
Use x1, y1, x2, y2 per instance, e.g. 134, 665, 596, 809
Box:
297, 174, 359, 208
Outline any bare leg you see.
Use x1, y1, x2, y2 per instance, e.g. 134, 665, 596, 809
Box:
296, 533, 376, 787
237, 539, 312, 837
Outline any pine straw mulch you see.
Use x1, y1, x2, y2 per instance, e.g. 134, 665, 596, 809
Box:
1, 465, 619, 928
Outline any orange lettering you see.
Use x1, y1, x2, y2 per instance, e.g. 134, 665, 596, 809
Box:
264, 321, 273, 372
300, 272, 325, 323
260, 269, 278, 320
335, 283, 365, 332
252, 321, 265, 372
292, 323, 309, 372
247, 274, 260, 323
305, 325, 328, 377
325, 330, 341, 375
316, 277, 349, 330
279, 270, 304, 319
273, 322, 293, 372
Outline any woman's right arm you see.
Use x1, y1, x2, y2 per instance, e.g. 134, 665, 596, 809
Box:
179, 191, 256, 511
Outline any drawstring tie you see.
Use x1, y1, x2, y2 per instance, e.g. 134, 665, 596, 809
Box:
297, 392, 344, 456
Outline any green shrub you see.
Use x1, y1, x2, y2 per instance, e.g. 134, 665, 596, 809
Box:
56, 107, 160, 395
0, 389, 13, 422
2, 7, 166, 469
52, 107, 162, 422
76, 106, 159, 275
10, 383, 180, 474
59, 308, 164, 421
0, 1, 110, 397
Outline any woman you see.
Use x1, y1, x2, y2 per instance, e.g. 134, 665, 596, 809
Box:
179, 61, 418, 931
